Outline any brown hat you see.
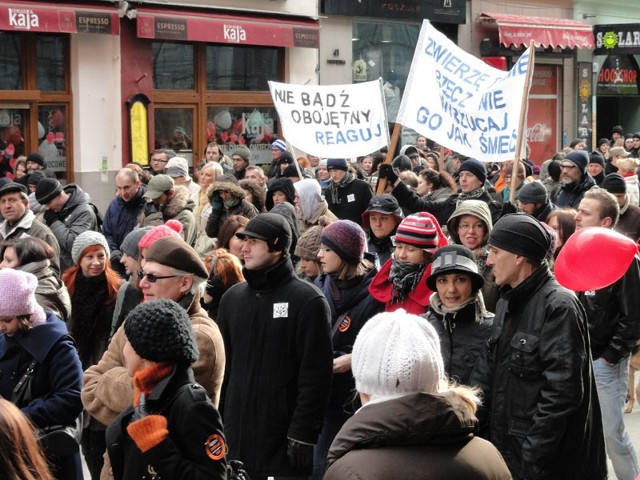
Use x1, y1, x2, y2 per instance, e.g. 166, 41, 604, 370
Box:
610, 146, 630, 159
145, 236, 208, 278
294, 225, 322, 260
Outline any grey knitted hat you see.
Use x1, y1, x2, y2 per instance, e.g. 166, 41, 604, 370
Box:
120, 227, 152, 261
71, 231, 110, 265
124, 299, 198, 365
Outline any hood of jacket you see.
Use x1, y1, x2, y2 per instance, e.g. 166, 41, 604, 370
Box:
294, 178, 323, 222
164, 185, 195, 218
207, 177, 246, 201
266, 177, 296, 211
446, 199, 493, 245
61, 183, 91, 214
326, 391, 477, 468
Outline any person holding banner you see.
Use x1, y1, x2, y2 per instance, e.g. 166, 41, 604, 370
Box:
325, 159, 373, 227
379, 158, 501, 227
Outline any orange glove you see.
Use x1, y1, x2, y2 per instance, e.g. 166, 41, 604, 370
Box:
127, 415, 168, 453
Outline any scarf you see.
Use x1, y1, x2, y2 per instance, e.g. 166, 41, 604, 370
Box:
429, 290, 488, 323
133, 363, 173, 406
70, 271, 112, 368
388, 259, 427, 304
329, 172, 355, 205
456, 187, 485, 205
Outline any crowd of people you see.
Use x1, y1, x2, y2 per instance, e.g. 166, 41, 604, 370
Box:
1, 126, 640, 480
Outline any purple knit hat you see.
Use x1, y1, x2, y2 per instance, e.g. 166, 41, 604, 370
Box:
320, 220, 366, 265
0, 269, 46, 325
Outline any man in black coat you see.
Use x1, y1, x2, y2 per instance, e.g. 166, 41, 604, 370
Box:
474, 214, 606, 480
601, 173, 640, 241
379, 157, 502, 227
324, 158, 373, 226
555, 150, 596, 208
574, 187, 640, 480
217, 213, 333, 479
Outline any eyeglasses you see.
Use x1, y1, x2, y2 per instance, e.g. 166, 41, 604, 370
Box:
137, 270, 179, 283
560, 164, 576, 170
151, 157, 169, 164
458, 223, 484, 231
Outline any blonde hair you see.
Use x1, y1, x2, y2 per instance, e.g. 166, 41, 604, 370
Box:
617, 157, 638, 174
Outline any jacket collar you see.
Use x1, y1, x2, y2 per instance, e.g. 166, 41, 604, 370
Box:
500, 263, 552, 309
243, 257, 295, 291
0, 312, 67, 362
0, 208, 35, 237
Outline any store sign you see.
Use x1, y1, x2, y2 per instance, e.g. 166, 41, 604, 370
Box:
269, 79, 389, 158
397, 21, 532, 162
597, 55, 640, 95
0, 3, 119, 35
577, 63, 592, 151
594, 24, 640, 55
322, 0, 465, 24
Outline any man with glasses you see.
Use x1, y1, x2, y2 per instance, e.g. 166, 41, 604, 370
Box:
555, 150, 596, 208
82, 235, 225, 477
146, 148, 176, 176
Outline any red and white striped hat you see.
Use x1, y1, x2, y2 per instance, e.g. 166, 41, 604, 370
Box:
393, 212, 444, 255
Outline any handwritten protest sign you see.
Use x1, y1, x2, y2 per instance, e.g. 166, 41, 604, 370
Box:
268, 79, 389, 158
396, 21, 532, 162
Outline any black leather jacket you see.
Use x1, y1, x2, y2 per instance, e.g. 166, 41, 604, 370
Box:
473, 265, 606, 480
579, 255, 640, 364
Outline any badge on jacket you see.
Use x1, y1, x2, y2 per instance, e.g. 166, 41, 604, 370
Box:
205, 434, 226, 461
273, 302, 289, 318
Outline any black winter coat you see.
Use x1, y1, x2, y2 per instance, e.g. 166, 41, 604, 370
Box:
554, 173, 596, 208
579, 256, 640, 364
473, 265, 606, 480
217, 257, 333, 477
324, 175, 373, 226
106, 367, 227, 480
425, 301, 494, 386
391, 181, 502, 227
315, 268, 384, 411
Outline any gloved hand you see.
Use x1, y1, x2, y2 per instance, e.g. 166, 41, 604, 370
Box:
143, 201, 160, 216
287, 437, 314, 470
377, 163, 399, 185
501, 201, 518, 216
211, 193, 223, 211
43, 209, 59, 225
227, 460, 251, 480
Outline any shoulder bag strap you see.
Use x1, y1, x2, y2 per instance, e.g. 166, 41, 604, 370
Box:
11, 358, 38, 406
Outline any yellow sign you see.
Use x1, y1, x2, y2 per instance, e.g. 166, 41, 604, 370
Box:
130, 101, 149, 165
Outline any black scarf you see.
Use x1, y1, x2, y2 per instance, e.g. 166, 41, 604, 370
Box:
70, 272, 112, 368
388, 259, 427, 304
456, 187, 485, 205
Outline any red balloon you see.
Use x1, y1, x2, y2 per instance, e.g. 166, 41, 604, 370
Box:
555, 227, 637, 291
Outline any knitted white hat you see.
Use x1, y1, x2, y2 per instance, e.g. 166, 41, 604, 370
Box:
0, 269, 46, 325
71, 231, 110, 265
352, 309, 444, 396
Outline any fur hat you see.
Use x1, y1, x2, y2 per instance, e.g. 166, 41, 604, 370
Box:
120, 227, 152, 261
145, 236, 208, 278
446, 200, 492, 245
320, 219, 366, 265
352, 309, 444, 397
138, 220, 183, 251
394, 212, 443, 254
35, 178, 63, 204
489, 213, 552, 264
0, 269, 46, 325
609, 146, 630, 159
71, 231, 110, 265
518, 181, 548, 205
237, 212, 292, 254
426, 245, 484, 292
458, 158, 487, 185
124, 299, 198, 365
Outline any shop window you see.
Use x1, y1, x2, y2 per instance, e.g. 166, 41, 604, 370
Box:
152, 42, 195, 90
154, 107, 194, 164
352, 21, 419, 123
205, 45, 279, 91
37, 36, 65, 92
37, 105, 67, 174
206, 106, 278, 164
0, 33, 22, 90
0, 108, 26, 176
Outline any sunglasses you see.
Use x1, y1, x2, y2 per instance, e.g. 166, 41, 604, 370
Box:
137, 270, 179, 283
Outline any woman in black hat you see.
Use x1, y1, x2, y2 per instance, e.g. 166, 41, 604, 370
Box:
424, 244, 494, 386
106, 299, 228, 480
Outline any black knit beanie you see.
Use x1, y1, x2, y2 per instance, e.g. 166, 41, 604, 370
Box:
124, 299, 198, 365
489, 213, 552, 264
601, 173, 627, 195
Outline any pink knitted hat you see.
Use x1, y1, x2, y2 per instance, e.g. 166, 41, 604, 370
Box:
0, 269, 46, 325
138, 219, 183, 251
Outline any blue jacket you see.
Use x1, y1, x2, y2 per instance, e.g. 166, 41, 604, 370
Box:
103, 185, 147, 252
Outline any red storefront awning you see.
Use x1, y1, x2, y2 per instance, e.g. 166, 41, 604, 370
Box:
136, 8, 319, 49
0, 1, 119, 35
479, 12, 594, 49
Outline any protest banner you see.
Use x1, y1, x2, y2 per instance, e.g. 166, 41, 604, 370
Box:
268, 79, 389, 159
396, 20, 533, 163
